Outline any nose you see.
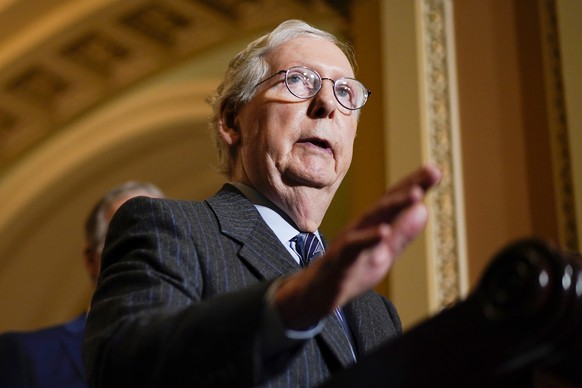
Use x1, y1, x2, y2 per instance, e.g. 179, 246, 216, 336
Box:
307, 80, 337, 118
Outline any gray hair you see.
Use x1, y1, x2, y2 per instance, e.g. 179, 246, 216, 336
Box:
208, 19, 357, 177
84, 181, 164, 256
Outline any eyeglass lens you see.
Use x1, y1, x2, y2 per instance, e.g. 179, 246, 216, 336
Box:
284, 67, 368, 110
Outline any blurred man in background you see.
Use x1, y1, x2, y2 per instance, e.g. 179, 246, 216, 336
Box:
0, 181, 164, 388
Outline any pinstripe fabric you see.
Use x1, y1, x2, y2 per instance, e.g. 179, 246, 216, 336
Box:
295, 232, 357, 362
84, 184, 401, 387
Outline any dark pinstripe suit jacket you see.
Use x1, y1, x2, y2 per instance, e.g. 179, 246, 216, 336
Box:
84, 184, 401, 387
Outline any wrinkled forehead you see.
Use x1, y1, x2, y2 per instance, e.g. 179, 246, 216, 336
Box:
266, 36, 354, 78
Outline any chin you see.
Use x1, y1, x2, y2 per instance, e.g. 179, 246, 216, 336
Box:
282, 171, 338, 189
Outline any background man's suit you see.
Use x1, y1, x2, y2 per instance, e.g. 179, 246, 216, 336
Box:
84, 185, 401, 387
0, 314, 86, 388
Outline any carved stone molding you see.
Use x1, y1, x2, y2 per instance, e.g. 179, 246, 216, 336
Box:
538, 0, 579, 251
420, 0, 466, 310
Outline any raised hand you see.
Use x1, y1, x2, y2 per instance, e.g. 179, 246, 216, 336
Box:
275, 164, 442, 330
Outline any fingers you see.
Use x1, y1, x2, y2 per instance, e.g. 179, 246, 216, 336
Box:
418, 163, 442, 191
331, 223, 390, 266
358, 164, 441, 228
386, 202, 429, 258
377, 165, 439, 257
386, 163, 442, 196
351, 200, 429, 268
333, 164, 439, 292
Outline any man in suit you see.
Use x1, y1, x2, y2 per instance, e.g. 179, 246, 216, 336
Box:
84, 20, 441, 387
0, 182, 164, 387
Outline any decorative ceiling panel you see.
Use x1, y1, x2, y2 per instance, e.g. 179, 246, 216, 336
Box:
61, 31, 131, 76
0, 0, 349, 172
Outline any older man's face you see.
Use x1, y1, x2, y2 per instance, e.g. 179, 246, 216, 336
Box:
233, 36, 358, 198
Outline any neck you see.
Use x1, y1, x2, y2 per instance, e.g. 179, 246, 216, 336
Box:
232, 179, 337, 232
272, 185, 335, 232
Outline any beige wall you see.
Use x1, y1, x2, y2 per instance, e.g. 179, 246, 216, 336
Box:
557, 0, 582, 246
456, 0, 537, 285
455, 0, 579, 287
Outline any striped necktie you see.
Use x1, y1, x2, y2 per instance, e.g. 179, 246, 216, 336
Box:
294, 232, 358, 361
295, 232, 324, 267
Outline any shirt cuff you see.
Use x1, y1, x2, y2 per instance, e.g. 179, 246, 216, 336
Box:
260, 278, 323, 357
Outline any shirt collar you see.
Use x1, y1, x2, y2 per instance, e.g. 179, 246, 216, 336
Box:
230, 182, 322, 246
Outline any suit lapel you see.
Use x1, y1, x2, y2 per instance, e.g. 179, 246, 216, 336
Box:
206, 185, 299, 281
344, 292, 397, 355
319, 313, 357, 368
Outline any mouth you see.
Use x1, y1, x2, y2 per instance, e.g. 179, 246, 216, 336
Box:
298, 137, 332, 152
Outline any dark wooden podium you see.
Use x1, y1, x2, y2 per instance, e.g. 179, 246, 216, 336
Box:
323, 238, 582, 387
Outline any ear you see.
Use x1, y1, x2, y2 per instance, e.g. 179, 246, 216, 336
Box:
218, 103, 241, 146
83, 244, 100, 286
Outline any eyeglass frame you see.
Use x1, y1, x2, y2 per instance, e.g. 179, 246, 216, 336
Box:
254, 66, 371, 111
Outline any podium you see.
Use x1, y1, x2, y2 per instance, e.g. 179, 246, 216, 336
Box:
323, 238, 582, 387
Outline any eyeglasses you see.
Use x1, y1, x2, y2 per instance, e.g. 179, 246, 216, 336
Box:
255, 66, 371, 110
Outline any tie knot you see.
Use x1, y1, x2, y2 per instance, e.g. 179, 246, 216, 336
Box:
295, 232, 324, 267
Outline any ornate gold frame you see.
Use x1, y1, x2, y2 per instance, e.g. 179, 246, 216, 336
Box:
419, 0, 468, 310
538, 0, 579, 251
